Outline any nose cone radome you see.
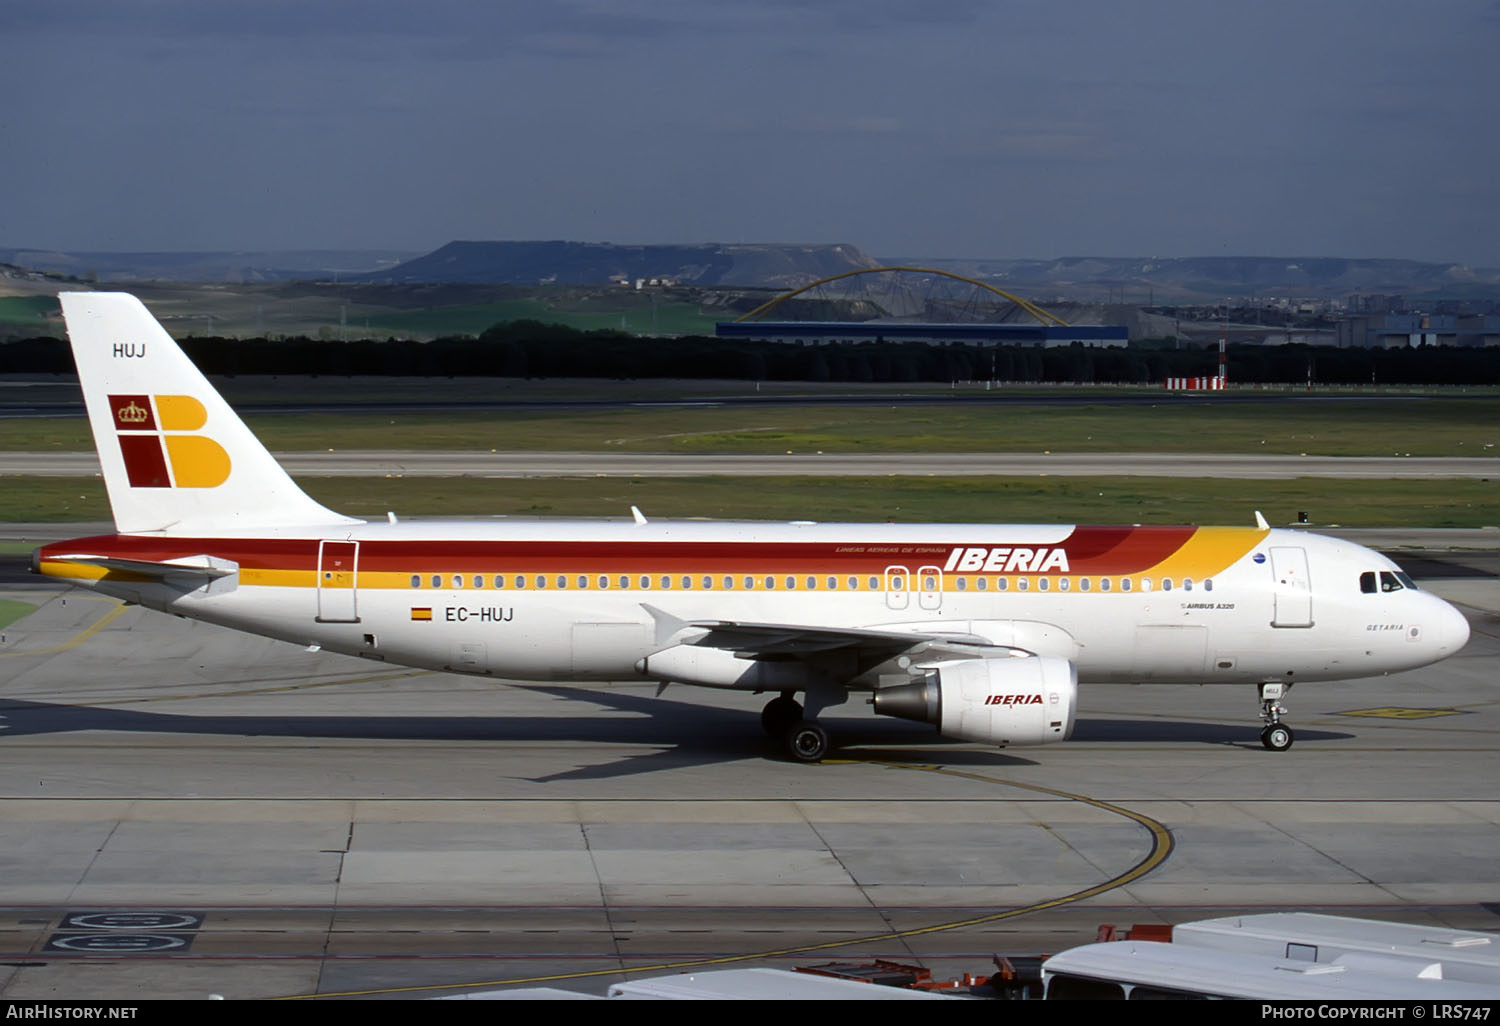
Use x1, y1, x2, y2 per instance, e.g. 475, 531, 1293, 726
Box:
1430, 595, 1471, 658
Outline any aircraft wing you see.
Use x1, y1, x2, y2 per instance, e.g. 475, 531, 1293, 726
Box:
684, 619, 1017, 661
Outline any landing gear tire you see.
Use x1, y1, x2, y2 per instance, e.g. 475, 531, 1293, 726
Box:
1257, 682, 1294, 752
1261, 725, 1294, 752
785, 719, 830, 763
761, 694, 803, 737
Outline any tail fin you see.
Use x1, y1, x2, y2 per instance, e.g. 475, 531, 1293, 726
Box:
59, 292, 360, 535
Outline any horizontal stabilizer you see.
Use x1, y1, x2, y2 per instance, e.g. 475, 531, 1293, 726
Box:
45, 553, 239, 580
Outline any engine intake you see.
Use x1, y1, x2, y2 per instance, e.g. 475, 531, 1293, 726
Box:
873, 657, 1077, 747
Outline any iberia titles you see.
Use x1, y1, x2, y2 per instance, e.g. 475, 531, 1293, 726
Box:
942, 546, 1070, 574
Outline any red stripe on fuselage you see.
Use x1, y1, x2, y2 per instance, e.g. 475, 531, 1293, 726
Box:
37, 527, 1202, 575
1057, 525, 1197, 574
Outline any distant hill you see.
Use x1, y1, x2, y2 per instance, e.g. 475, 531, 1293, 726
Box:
0, 249, 420, 284
362, 241, 880, 288
892, 255, 1500, 301
5, 243, 1496, 301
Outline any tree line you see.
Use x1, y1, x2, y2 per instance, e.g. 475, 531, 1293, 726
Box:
5, 318, 1499, 385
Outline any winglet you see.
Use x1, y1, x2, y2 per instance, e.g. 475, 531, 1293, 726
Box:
1254, 510, 1270, 530
630, 505, 648, 525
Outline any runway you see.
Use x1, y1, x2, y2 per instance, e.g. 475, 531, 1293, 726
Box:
0, 560, 1496, 999
7, 450, 1500, 479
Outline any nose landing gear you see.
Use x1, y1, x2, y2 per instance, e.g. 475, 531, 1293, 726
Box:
1258, 682, 1294, 751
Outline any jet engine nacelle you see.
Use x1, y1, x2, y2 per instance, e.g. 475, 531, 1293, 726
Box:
872, 656, 1077, 746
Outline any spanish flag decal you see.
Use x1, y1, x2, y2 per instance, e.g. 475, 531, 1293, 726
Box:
410, 607, 433, 621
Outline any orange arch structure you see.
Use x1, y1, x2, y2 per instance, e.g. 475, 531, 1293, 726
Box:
734, 265, 1069, 328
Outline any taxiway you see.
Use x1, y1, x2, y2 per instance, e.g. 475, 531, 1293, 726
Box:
0, 555, 1495, 999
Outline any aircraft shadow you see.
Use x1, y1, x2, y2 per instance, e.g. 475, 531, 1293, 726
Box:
0, 688, 1351, 785
1073, 718, 1355, 746
0, 689, 1040, 782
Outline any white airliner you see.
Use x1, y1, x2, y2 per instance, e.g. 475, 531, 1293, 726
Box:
34, 293, 1471, 760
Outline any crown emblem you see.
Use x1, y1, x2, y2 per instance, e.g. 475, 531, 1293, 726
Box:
117, 400, 149, 425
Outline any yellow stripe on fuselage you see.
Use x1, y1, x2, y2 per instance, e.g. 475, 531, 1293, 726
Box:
1140, 527, 1267, 582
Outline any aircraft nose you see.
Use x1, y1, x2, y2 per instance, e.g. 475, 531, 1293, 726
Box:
1430, 595, 1471, 656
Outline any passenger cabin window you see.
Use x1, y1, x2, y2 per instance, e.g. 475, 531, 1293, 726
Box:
431, 575, 441, 588
410, 575, 421, 588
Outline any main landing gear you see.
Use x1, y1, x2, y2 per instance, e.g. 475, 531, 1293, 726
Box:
761, 693, 830, 763
1258, 682, 1294, 751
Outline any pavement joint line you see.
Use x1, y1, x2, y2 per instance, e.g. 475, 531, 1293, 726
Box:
277, 761, 1175, 999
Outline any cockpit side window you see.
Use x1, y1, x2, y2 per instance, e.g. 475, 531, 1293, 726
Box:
1360, 571, 1377, 594
1379, 570, 1404, 592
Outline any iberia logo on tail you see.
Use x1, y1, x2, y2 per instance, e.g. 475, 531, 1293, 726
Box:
109, 394, 231, 488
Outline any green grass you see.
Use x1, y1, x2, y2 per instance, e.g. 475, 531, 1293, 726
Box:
6, 399, 1497, 457
8, 475, 1495, 527
0, 599, 38, 630
0, 295, 61, 330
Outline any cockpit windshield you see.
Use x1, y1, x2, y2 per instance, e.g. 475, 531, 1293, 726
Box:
1361, 570, 1418, 594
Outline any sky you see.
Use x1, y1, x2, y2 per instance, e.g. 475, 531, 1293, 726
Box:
3, 0, 1498, 265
